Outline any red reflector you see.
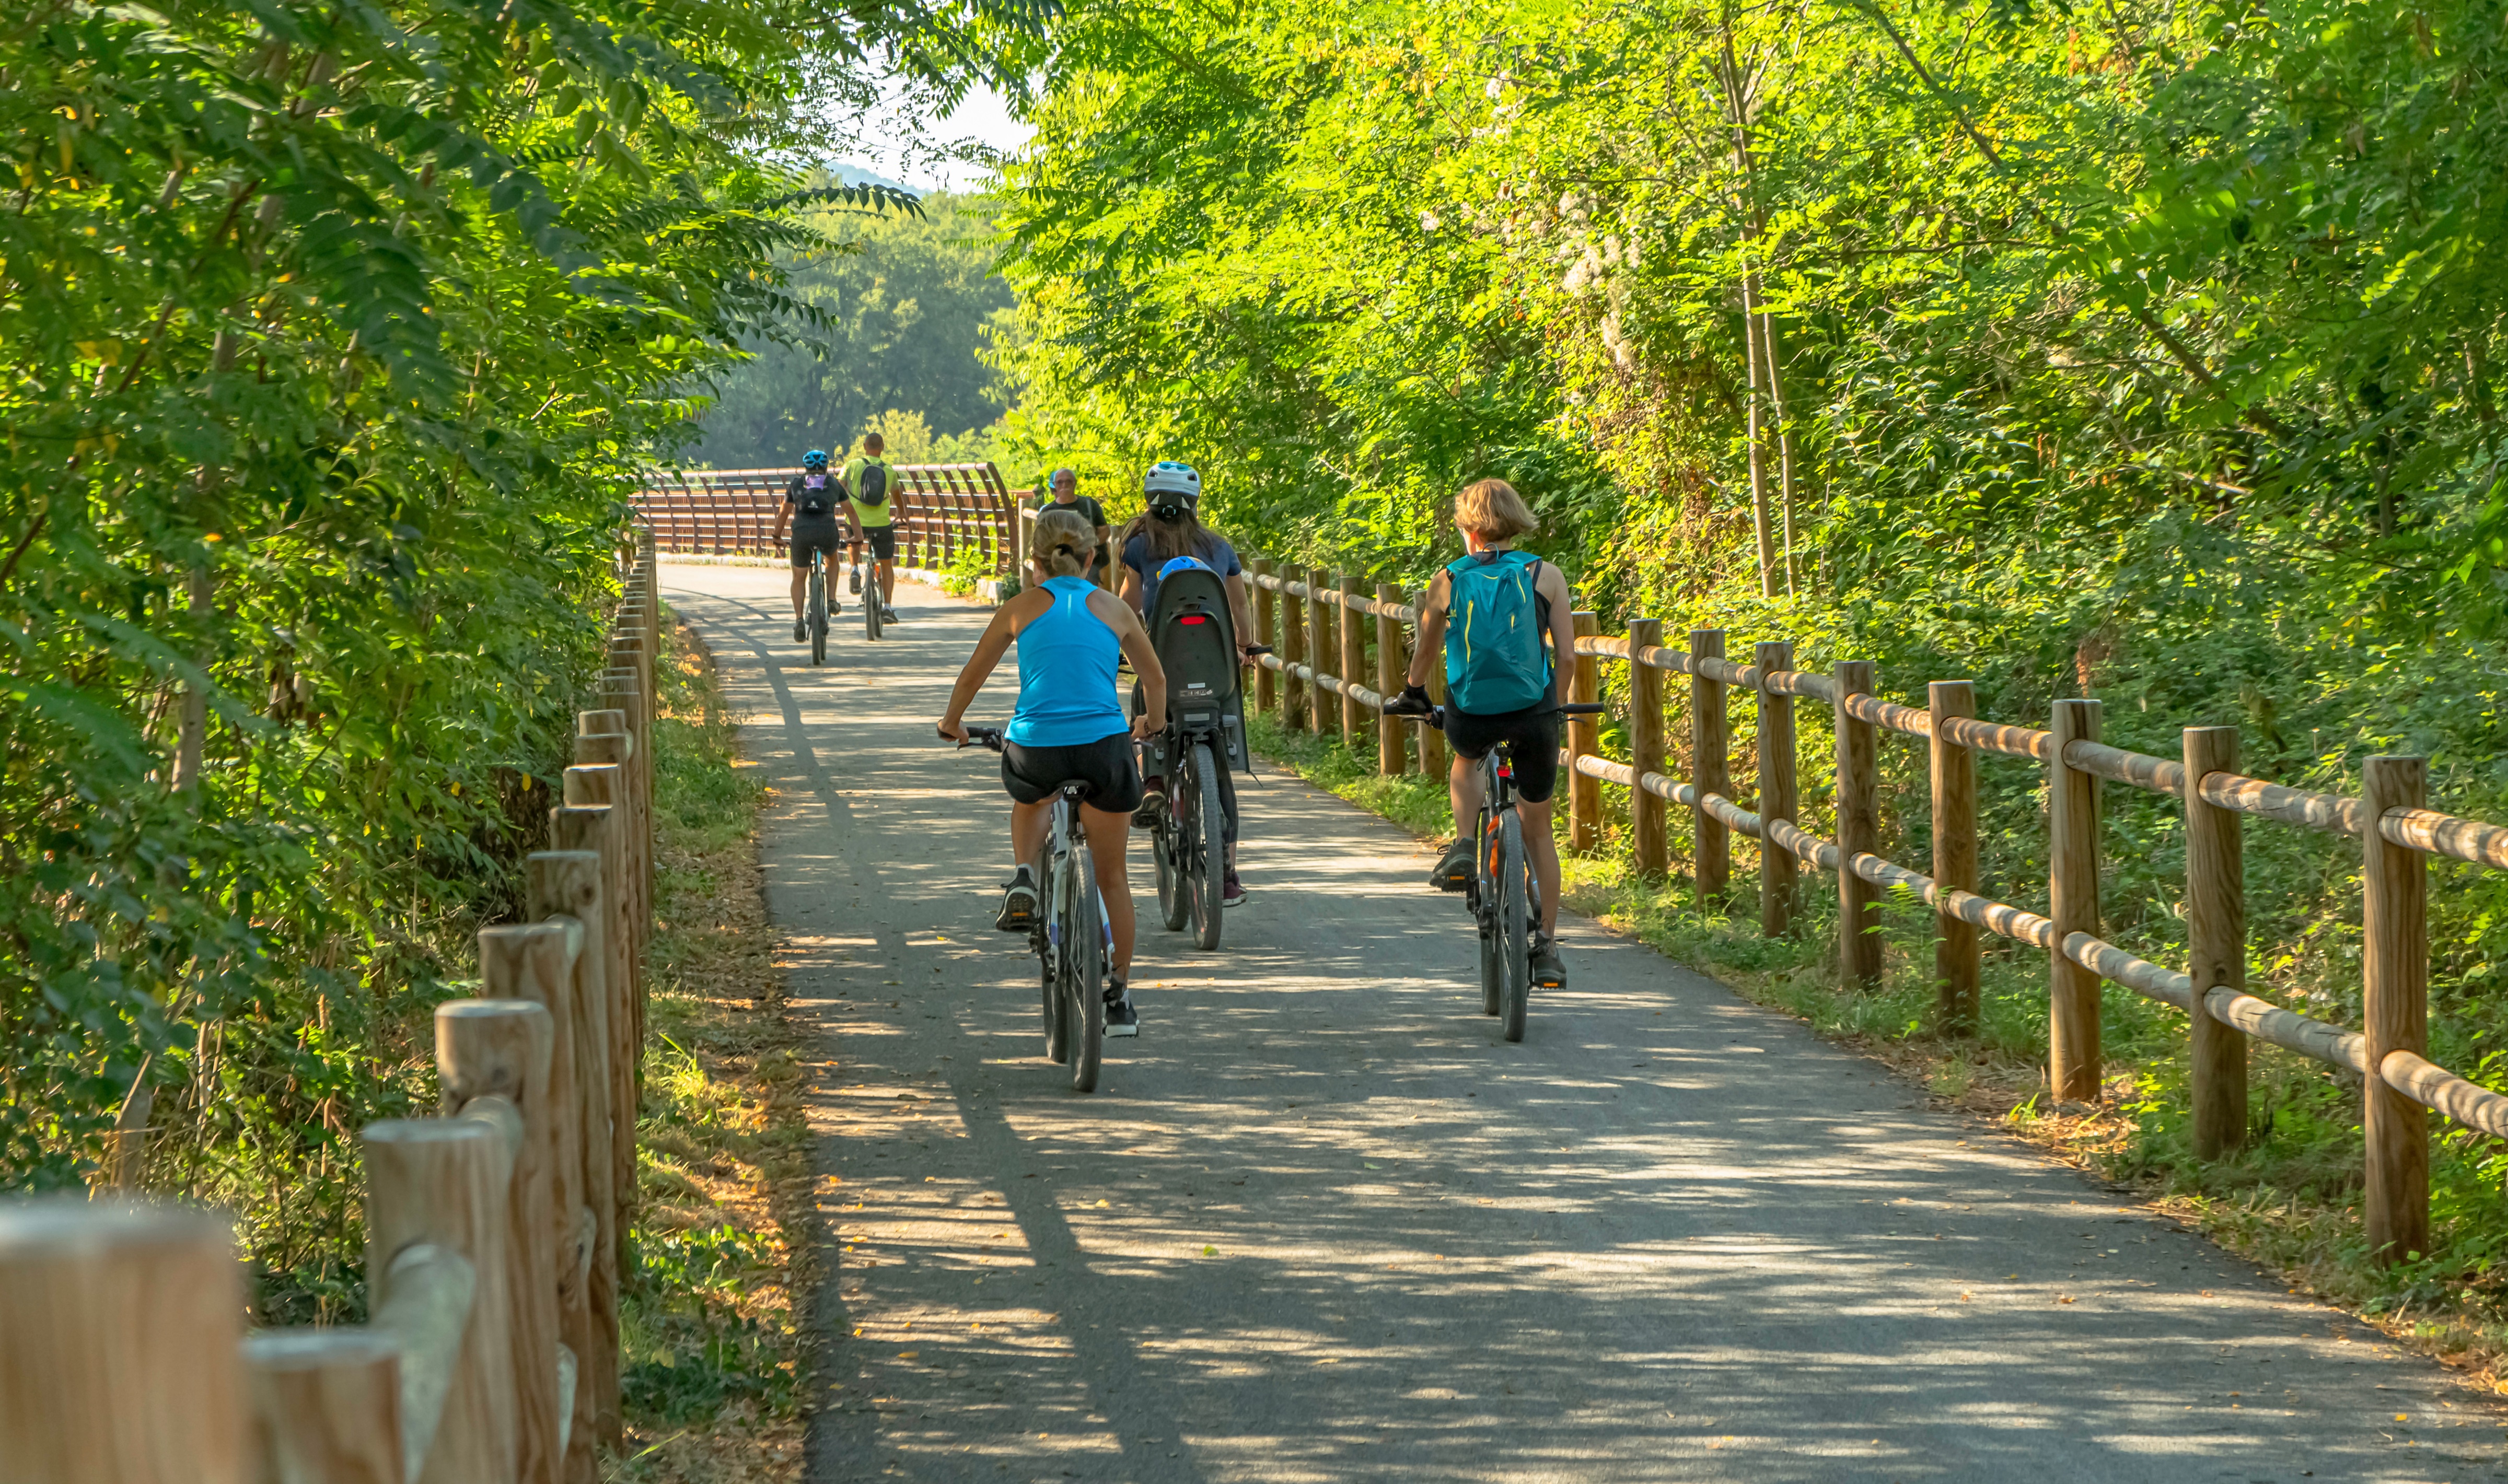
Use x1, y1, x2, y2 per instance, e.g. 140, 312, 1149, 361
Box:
1178, 614, 1209, 624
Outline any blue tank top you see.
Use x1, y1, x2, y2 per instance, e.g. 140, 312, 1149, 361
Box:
1005, 577, 1128, 747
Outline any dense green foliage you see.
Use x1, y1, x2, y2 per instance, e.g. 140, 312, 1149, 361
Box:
0, 0, 1025, 1296
995, 0, 2508, 1280
692, 189, 1016, 468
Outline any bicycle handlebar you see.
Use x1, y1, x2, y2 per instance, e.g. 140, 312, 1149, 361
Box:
951, 726, 1006, 753
1385, 699, 1610, 728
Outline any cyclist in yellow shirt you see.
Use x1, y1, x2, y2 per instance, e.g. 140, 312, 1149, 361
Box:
844, 432, 901, 624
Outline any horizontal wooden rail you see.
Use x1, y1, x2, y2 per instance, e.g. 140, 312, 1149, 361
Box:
1233, 553, 2508, 1261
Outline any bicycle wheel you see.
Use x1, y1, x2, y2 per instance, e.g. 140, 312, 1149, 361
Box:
1153, 813, 1188, 931
808, 564, 828, 667
1476, 810, 1501, 1015
863, 569, 882, 640
1041, 850, 1069, 1065
1497, 810, 1531, 1042
1068, 843, 1105, 1093
1188, 742, 1225, 951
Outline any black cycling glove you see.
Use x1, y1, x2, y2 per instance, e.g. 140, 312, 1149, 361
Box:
1385, 683, 1434, 717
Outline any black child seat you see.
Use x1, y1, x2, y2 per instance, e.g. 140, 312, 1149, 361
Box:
1137, 562, 1248, 776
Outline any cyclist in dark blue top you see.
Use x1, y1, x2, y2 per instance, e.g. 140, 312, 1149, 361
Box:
939, 506, 1168, 1034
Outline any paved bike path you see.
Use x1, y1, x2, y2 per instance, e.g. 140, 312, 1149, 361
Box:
661, 559, 2504, 1484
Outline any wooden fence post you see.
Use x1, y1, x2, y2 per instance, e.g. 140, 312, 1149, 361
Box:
1338, 574, 1368, 746
2048, 697, 2104, 1103
2363, 754, 2430, 1262
1628, 618, 1667, 876
1566, 611, 1602, 851
1833, 660, 1882, 990
1252, 560, 1278, 715
1692, 628, 1730, 900
540, 827, 622, 1446
2182, 725, 2248, 1160
479, 922, 597, 1484
1281, 565, 1308, 729
0, 1201, 248, 1484
437, 999, 558, 1484
1928, 681, 1979, 1035
1756, 641, 1796, 937
1375, 582, 1406, 776
1418, 586, 1448, 782
363, 1117, 518, 1484
560, 770, 635, 1337
1309, 568, 1336, 740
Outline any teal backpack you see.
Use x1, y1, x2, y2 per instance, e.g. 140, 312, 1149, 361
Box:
1444, 550, 1551, 713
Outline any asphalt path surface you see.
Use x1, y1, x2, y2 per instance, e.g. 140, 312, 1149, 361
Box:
663, 558, 2506, 1483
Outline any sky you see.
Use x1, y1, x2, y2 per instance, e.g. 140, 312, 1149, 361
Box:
847, 79, 1035, 194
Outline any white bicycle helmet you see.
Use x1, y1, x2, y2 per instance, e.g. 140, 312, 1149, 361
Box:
1143, 460, 1201, 507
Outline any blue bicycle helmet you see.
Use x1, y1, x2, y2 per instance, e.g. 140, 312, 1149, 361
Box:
1157, 555, 1216, 580
802, 449, 830, 470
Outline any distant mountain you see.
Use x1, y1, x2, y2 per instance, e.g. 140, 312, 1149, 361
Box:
826, 162, 915, 194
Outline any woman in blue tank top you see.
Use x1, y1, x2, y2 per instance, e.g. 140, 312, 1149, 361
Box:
939, 507, 1168, 1036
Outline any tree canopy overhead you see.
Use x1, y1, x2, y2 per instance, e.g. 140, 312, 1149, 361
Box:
0, 0, 1036, 1270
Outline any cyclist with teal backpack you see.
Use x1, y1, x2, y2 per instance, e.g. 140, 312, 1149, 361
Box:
1387, 478, 1576, 988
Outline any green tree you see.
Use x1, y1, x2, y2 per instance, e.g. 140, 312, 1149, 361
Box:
692, 188, 1016, 466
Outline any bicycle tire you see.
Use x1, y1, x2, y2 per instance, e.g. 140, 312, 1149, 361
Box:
1477, 810, 1501, 1015
1498, 810, 1531, 1042
1069, 843, 1105, 1093
1189, 741, 1225, 951
1041, 849, 1069, 1065
864, 570, 883, 640
808, 565, 828, 667
1153, 814, 1188, 931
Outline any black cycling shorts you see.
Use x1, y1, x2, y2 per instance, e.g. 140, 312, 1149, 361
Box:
858, 525, 896, 563
1002, 732, 1143, 815
788, 519, 844, 569
1443, 704, 1563, 804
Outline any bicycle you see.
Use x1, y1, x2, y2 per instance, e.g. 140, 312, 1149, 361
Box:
1149, 643, 1270, 950
1388, 698, 1605, 1042
957, 727, 1107, 1092
852, 543, 883, 641
804, 545, 831, 666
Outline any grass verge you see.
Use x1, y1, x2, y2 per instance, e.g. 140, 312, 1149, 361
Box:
612, 612, 814, 1482
1247, 711, 2508, 1393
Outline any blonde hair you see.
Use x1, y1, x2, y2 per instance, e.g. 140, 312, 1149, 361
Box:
1455, 478, 1537, 541
1034, 508, 1095, 578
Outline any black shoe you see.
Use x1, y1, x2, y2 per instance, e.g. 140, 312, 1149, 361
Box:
1104, 981, 1140, 1037
995, 867, 1039, 932
1431, 835, 1472, 892
1132, 778, 1167, 828
1530, 933, 1566, 989
881, 603, 900, 623
793, 619, 806, 642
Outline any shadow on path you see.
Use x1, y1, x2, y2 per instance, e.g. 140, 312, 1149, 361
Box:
663, 561, 2508, 1484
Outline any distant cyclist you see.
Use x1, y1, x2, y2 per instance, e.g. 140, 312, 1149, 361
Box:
1037, 467, 1111, 582
771, 449, 844, 641
937, 507, 1168, 1036
845, 432, 901, 624
1388, 478, 1575, 988
1117, 460, 1256, 905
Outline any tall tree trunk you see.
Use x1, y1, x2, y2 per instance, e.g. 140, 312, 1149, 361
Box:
171, 564, 213, 793
1740, 273, 1778, 598
1758, 305, 1799, 595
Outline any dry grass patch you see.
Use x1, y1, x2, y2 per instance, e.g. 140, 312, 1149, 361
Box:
609, 614, 816, 1483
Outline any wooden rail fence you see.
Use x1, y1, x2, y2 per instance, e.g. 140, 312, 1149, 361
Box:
634, 464, 1019, 580
1239, 560, 2508, 1263
0, 532, 665, 1484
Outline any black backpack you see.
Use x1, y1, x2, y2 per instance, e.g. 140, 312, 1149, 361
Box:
855, 460, 889, 507
795, 472, 837, 519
